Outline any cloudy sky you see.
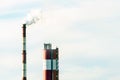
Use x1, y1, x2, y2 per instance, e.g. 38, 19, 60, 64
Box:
0, 0, 120, 80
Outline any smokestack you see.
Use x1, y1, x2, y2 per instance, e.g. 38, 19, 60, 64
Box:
21, 9, 41, 80
22, 24, 27, 80
43, 43, 59, 80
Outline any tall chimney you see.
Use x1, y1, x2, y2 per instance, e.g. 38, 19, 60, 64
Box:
22, 24, 27, 80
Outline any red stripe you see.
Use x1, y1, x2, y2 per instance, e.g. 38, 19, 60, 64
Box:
23, 24, 26, 37
52, 50, 56, 59
43, 50, 57, 59
43, 70, 52, 80
43, 50, 51, 59
23, 77, 27, 80
22, 50, 26, 63
43, 70, 58, 80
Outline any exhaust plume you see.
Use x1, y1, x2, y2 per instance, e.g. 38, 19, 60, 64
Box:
24, 9, 41, 25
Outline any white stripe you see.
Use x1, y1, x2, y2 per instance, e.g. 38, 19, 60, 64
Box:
43, 59, 58, 70
53, 60, 56, 70
56, 60, 59, 70
43, 60, 51, 70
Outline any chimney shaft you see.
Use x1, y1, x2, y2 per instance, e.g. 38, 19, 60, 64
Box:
43, 43, 59, 80
22, 24, 27, 80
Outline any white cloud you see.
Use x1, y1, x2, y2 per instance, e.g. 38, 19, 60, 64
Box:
42, 0, 120, 23
0, 0, 41, 15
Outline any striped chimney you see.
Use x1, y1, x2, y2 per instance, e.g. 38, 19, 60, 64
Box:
22, 24, 27, 80
43, 44, 59, 80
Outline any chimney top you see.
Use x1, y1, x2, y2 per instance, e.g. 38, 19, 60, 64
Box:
44, 43, 52, 49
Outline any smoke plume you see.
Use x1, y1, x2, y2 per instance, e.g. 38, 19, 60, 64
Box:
24, 9, 41, 25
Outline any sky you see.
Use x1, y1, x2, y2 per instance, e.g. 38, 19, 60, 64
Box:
0, 0, 120, 80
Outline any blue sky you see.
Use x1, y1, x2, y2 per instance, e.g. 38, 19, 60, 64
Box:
0, 0, 120, 80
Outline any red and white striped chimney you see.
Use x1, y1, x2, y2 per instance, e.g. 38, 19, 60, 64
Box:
43, 43, 59, 80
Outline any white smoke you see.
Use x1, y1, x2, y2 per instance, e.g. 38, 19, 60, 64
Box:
24, 9, 41, 26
